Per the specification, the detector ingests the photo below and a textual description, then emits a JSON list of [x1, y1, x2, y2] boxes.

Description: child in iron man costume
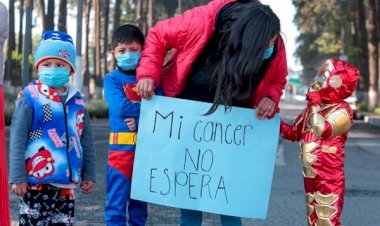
[[280, 58, 360, 226]]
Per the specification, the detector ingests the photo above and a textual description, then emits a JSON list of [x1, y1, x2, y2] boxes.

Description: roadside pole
[[22, 0, 32, 87], [74, 0, 84, 92]]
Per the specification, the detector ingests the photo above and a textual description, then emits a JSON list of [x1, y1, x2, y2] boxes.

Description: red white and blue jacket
[[22, 81, 85, 185]]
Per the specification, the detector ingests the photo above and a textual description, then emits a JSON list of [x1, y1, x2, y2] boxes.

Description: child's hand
[[80, 180, 95, 194], [306, 91, 322, 106], [137, 78, 155, 99], [256, 97, 276, 120], [124, 118, 136, 131], [11, 182, 28, 196]]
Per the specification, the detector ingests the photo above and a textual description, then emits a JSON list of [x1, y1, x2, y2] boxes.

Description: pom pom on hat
[[34, 30, 76, 73]]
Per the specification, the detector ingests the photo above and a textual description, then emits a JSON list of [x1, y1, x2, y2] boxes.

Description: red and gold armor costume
[[281, 58, 360, 226]]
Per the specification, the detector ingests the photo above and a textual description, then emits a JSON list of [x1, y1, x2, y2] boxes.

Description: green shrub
[[356, 103, 367, 111], [374, 107, 380, 115], [5, 105, 14, 126], [86, 99, 109, 119], [4, 93, 17, 126]]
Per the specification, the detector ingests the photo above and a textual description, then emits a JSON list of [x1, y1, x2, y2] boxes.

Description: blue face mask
[[263, 44, 274, 60], [116, 52, 141, 71], [38, 68, 70, 88]]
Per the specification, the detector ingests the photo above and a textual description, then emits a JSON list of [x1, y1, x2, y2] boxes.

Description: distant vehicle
[[294, 94, 306, 101], [292, 89, 360, 119], [293, 85, 307, 101], [345, 93, 359, 119]]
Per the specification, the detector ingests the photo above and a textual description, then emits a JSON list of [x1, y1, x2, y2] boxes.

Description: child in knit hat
[[9, 30, 96, 225]]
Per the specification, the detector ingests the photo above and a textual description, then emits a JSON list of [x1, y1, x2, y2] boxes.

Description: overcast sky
[[261, 0, 301, 71]]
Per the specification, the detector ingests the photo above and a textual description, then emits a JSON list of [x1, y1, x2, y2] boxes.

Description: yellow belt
[[109, 132, 137, 145]]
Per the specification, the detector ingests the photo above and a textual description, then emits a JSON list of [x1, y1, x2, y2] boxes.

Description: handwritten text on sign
[[131, 96, 280, 219]]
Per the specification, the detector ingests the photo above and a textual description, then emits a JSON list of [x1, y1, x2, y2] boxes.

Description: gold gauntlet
[[308, 106, 351, 139], [308, 106, 325, 138]]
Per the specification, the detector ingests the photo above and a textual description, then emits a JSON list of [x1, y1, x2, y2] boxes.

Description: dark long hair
[[206, 3, 280, 115]]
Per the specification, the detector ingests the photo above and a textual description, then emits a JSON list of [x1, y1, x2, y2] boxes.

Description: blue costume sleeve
[[155, 86, 164, 96], [103, 74, 141, 118]]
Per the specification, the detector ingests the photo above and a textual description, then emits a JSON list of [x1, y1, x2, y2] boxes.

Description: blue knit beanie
[[34, 30, 76, 73]]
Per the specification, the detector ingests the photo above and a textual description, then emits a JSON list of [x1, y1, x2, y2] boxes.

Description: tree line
[[293, 0, 380, 110], [4, 0, 208, 98]]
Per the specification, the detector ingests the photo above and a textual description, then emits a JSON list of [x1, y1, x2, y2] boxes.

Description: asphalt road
[[6, 100, 380, 226]]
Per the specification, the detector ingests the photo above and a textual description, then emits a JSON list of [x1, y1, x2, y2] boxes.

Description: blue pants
[[105, 166, 147, 226], [180, 209, 242, 226]]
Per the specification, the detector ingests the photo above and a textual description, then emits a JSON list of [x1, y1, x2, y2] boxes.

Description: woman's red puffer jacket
[[137, 0, 288, 111]]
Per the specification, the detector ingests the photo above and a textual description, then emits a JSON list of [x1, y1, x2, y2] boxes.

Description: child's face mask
[[116, 52, 142, 71], [38, 68, 70, 88]]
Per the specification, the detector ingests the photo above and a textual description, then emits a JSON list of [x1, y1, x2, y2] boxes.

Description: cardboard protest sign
[[131, 96, 280, 219]]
